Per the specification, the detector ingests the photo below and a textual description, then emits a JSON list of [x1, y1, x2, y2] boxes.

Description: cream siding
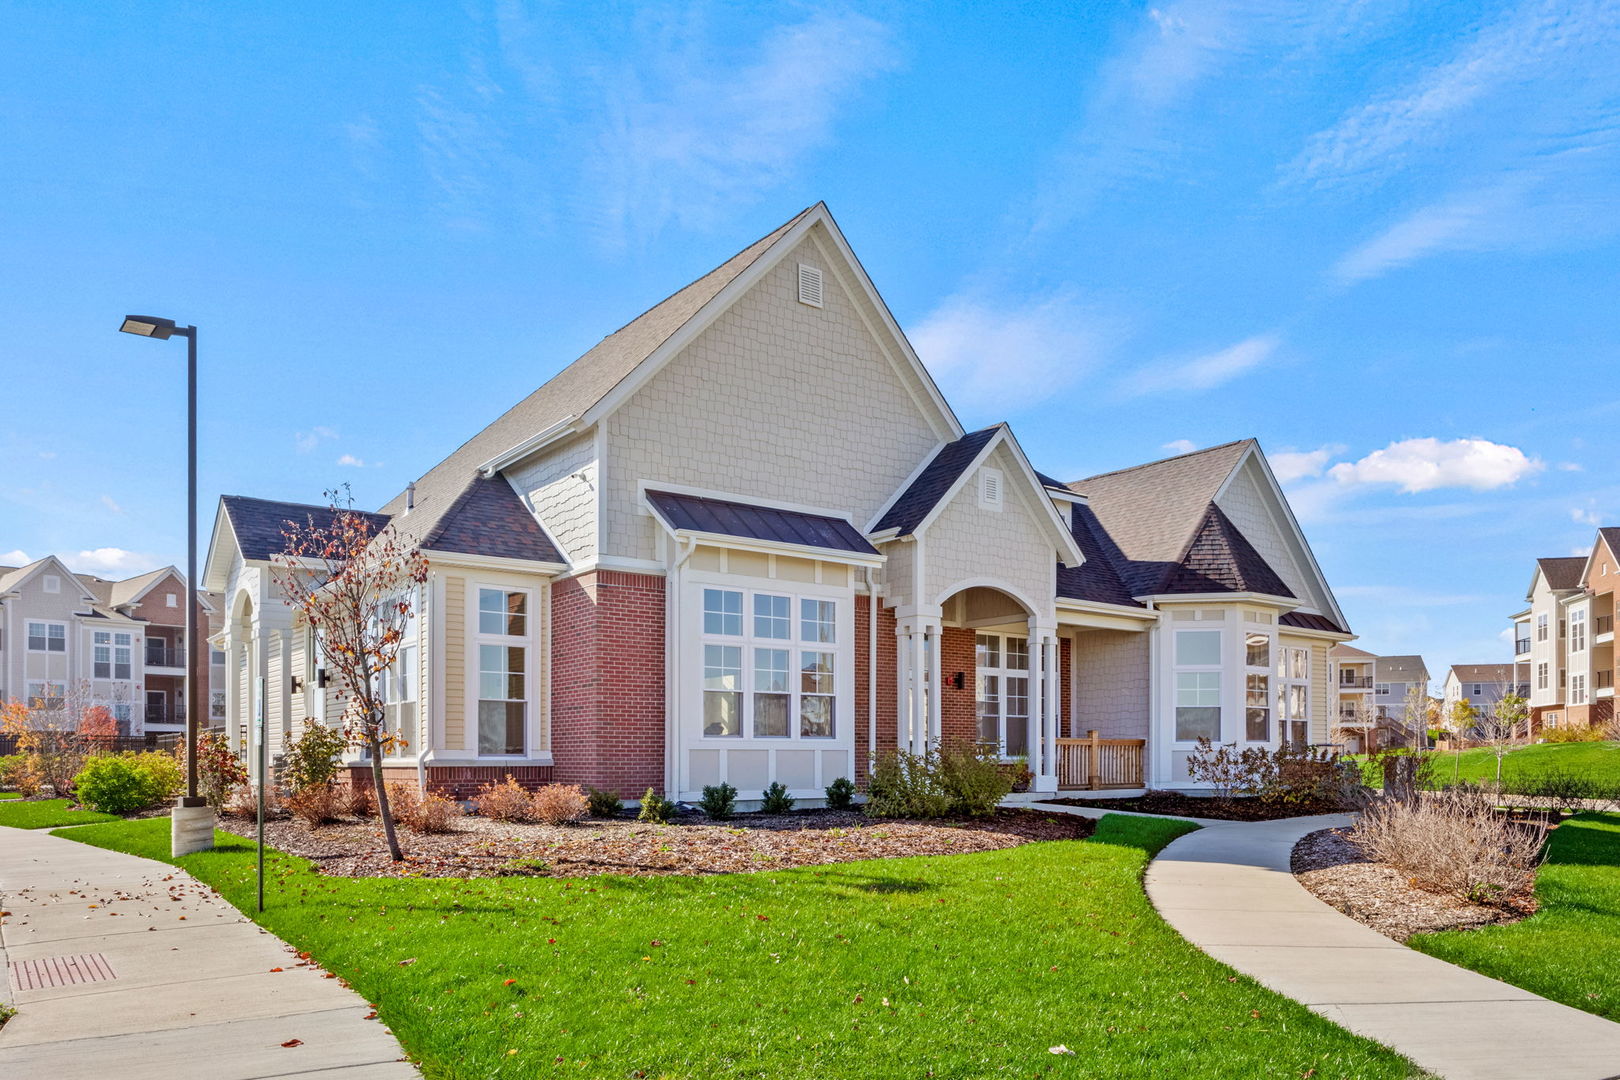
[[443, 575, 466, 750], [1215, 460, 1331, 613], [508, 431, 597, 564], [1071, 629, 1150, 740], [919, 445, 1056, 613], [603, 231, 944, 563]]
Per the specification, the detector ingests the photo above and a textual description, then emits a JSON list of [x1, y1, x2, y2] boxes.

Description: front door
[[975, 633, 1029, 757]]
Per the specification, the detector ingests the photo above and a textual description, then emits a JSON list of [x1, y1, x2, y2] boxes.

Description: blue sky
[[3, 1, 1617, 687]]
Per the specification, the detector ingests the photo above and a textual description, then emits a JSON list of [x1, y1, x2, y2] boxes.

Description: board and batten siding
[[443, 575, 466, 750]]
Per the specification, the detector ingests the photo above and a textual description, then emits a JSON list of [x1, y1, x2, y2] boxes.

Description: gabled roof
[[871, 427, 997, 534], [1329, 643, 1377, 660], [220, 496, 392, 562], [1537, 556, 1587, 592], [420, 476, 565, 564], [647, 490, 878, 556], [1056, 503, 1142, 608], [1375, 655, 1428, 681], [1158, 504, 1294, 598], [0, 554, 95, 600], [1450, 663, 1514, 684], [108, 566, 178, 609]]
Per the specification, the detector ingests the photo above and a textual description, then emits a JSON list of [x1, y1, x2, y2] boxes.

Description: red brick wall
[[853, 596, 897, 783], [1060, 637, 1072, 738], [940, 625, 978, 743], [132, 575, 213, 732], [549, 571, 666, 799], [346, 764, 555, 800]]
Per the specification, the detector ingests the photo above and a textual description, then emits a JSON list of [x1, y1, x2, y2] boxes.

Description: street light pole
[[119, 314, 214, 855]]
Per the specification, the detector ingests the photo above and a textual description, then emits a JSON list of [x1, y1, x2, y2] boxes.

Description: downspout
[[864, 566, 879, 781]]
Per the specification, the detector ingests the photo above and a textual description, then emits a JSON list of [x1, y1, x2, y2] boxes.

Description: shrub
[[385, 781, 420, 827], [387, 781, 462, 833], [0, 753, 25, 790], [196, 732, 248, 809], [1188, 739, 1368, 811], [132, 750, 184, 804], [824, 776, 856, 810], [865, 750, 952, 819], [587, 786, 623, 818], [222, 782, 281, 819], [1543, 723, 1605, 744], [699, 782, 737, 820], [1351, 786, 1545, 906], [936, 741, 1013, 817], [472, 775, 538, 823], [1509, 769, 1619, 812], [283, 724, 348, 792], [345, 783, 375, 818], [533, 783, 589, 825], [637, 787, 677, 824], [760, 781, 795, 814], [73, 753, 176, 814], [287, 782, 345, 827]]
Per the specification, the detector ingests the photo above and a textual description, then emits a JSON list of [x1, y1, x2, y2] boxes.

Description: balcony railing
[[1515, 638, 1532, 655], [144, 705, 186, 726], [145, 646, 186, 668], [1598, 616, 1614, 636], [1338, 675, 1373, 688]]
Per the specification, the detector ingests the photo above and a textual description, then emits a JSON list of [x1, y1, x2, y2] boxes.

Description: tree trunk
[[369, 725, 403, 862]]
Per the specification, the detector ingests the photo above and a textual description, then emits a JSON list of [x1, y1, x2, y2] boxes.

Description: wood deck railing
[[1056, 732, 1146, 790]]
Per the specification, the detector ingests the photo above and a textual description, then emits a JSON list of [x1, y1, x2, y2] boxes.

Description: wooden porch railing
[[1056, 731, 1146, 790]]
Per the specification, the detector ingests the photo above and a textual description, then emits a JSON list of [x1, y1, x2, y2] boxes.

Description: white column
[[911, 624, 927, 754], [926, 621, 944, 751], [1043, 634, 1060, 791], [895, 623, 912, 753], [1029, 620, 1059, 793]]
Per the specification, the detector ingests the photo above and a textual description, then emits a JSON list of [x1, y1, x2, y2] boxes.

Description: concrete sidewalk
[[1146, 814, 1620, 1080], [0, 824, 417, 1079]]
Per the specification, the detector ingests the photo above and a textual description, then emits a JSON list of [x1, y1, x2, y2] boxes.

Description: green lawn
[[1429, 740, 1620, 789], [0, 792, 19, 800], [0, 797, 120, 829], [1410, 813, 1620, 1020], [55, 815, 1417, 1079]]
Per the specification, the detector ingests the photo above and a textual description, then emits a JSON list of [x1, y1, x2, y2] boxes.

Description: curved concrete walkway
[[1145, 814, 1620, 1080], [0, 824, 418, 1079]]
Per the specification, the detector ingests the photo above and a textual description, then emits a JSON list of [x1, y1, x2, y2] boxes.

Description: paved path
[[0, 824, 418, 1079], [1145, 813, 1620, 1080]]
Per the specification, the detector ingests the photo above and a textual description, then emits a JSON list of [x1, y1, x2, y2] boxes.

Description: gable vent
[[797, 262, 824, 308], [978, 467, 1003, 511]]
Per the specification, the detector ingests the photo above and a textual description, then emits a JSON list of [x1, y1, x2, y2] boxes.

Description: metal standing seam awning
[[644, 490, 880, 558]]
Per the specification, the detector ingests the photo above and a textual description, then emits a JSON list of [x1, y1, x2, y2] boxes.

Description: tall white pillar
[[911, 624, 927, 754], [926, 621, 944, 750], [1043, 634, 1060, 790], [895, 623, 913, 753]]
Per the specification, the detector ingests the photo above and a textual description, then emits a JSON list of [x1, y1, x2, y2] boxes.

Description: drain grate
[[9, 953, 117, 990]]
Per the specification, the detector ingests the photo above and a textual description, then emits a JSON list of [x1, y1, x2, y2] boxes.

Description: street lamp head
[[120, 315, 178, 339]]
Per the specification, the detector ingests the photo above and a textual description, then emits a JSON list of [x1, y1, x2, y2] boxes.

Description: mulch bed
[[216, 807, 1095, 880], [1291, 826, 1535, 941], [1042, 790, 1344, 821]]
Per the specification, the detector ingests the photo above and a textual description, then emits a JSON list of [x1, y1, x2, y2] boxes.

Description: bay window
[[700, 586, 838, 741], [1244, 632, 1271, 741], [476, 587, 529, 756], [1174, 629, 1222, 742]]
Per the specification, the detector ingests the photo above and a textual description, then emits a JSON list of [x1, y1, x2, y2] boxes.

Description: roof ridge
[[1067, 438, 1253, 489]]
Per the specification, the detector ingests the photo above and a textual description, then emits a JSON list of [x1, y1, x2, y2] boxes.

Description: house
[[1369, 654, 1431, 744], [0, 556, 224, 734], [1327, 643, 1377, 752], [1552, 531, 1620, 733], [1520, 556, 1585, 730], [204, 203, 1355, 802], [1441, 664, 1518, 726]]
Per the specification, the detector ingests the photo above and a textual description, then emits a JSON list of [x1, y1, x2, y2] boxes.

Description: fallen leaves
[[281, 1039, 303, 1048]]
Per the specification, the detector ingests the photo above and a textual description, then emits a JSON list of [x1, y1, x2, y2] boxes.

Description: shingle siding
[[507, 431, 598, 564]]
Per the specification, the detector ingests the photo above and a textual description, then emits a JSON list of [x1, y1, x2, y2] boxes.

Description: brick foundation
[[345, 764, 557, 800]]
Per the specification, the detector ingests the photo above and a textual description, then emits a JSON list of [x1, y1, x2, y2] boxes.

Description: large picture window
[[476, 587, 529, 756], [975, 633, 1029, 756], [700, 587, 838, 740], [1175, 629, 1222, 742]]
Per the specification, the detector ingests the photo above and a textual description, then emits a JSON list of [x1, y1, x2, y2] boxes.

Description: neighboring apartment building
[[1372, 654, 1431, 734], [1442, 664, 1519, 725], [1327, 643, 1376, 751], [0, 556, 224, 734], [1518, 556, 1585, 730], [1566, 531, 1620, 732], [206, 203, 1355, 801]]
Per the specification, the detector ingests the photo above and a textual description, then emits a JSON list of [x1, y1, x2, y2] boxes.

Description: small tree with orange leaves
[[272, 489, 427, 861]]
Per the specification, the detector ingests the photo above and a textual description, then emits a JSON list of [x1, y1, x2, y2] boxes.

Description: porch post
[[912, 623, 928, 754], [1044, 633, 1060, 789], [895, 622, 913, 753], [926, 620, 943, 751], [1028, 619, 1058, 793]]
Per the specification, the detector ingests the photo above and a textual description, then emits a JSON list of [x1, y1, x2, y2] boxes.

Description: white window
[[27, 621, 66, 652], [383, 643, 418, 757], [43, 574, 59, 593], [1538, 662, 1549, 690], [113, 703, 132, 729], [95, 631, 133, 680], [1571, 674, 1588, 706], [94, 631, 111, 678], [1244, 633, 1272, 742], [1538, 614, 1549, 642], [27, 681, 65, 710], [1174, 629, 1222, 742], [166, 593, 178, 608], [1470, 683, 1483, 696], [701, 587, 839, 741], [210, 691, 225, 719], [1277, 646, 1311, 747], [1570, 610, 1587, 653], [975, 634, 1029, 756], [1375, 683, 1390, 696], [978, 467, 1004, 510], [476, 587, 529, 756], [211, 649, 226, 665]]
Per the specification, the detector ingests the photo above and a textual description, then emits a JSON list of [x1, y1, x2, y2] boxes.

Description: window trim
[[975, 631, 1031, 758], [472, 583, 535, 759], [26, 620, 67, 653], [1173, 628, 1224, 745]]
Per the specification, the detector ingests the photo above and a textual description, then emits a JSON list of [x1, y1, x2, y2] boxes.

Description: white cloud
[[1558, 462, 1584, 472], [1, 549, 30, 565], [1331, 184, 1519, 285], [582, 11, 899, 246], [100, 494, 124, 514], [1328, 437, 1544, 493], [1161, 438, 1198, 455], [296, 426, 338, 454], [69, 548, 158, 577], [1118, 333, 1280, 398], [1269, 444, 1345, 484], [910, 289, 1117, 415], [1572, 505, 1603, 526], [336, 454, 367, 468]]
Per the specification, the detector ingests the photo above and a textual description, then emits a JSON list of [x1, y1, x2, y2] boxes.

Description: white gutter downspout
[[864, 566, 879, 780]]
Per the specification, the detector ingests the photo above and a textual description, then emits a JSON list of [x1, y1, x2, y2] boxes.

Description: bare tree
[[1479, 692, 1528, 787], [272, 490, 427, 862]]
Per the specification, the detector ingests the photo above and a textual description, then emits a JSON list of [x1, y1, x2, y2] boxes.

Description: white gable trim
[[1578, 531, 1614, 590], [1213, 444, 1350, 633], [0, 555, 96, 603], [202, 503, 242, 592], [900, 427, 1084, 567], [477, 415, 582, 479], [580, 203, 963, 443]]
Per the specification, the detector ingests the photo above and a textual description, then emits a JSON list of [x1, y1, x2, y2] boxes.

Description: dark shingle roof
[[1056, 503, 1142, 608], [421, 477, 564, 563], [1538, 555, 1588, 591], [872, 426, 999, 534], [1159, 505, 1295, 598], [1281, 612, 1344, 633], [221, 496, 392, 562], [647, 491, 878, 555]]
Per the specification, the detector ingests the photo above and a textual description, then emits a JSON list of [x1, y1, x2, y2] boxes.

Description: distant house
[[1442, 664, 1518, 727], [205, 203, 1356, 801], [0, 556, 223, 734]]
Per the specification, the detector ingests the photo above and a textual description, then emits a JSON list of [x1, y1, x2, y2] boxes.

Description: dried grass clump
[[1350, 786, 1544, 906], [472, 775, 539, 823], [287, 782, 345, 827], [532, 783, 589, 825]]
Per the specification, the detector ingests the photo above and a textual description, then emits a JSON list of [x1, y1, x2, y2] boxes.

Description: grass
[[55, 815, 1417, 1079], [0, 791, 19, 800], [1410, 813, 1620, 1020], [1426, 740, 1620, 789], [0, 797, 120, 829]]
